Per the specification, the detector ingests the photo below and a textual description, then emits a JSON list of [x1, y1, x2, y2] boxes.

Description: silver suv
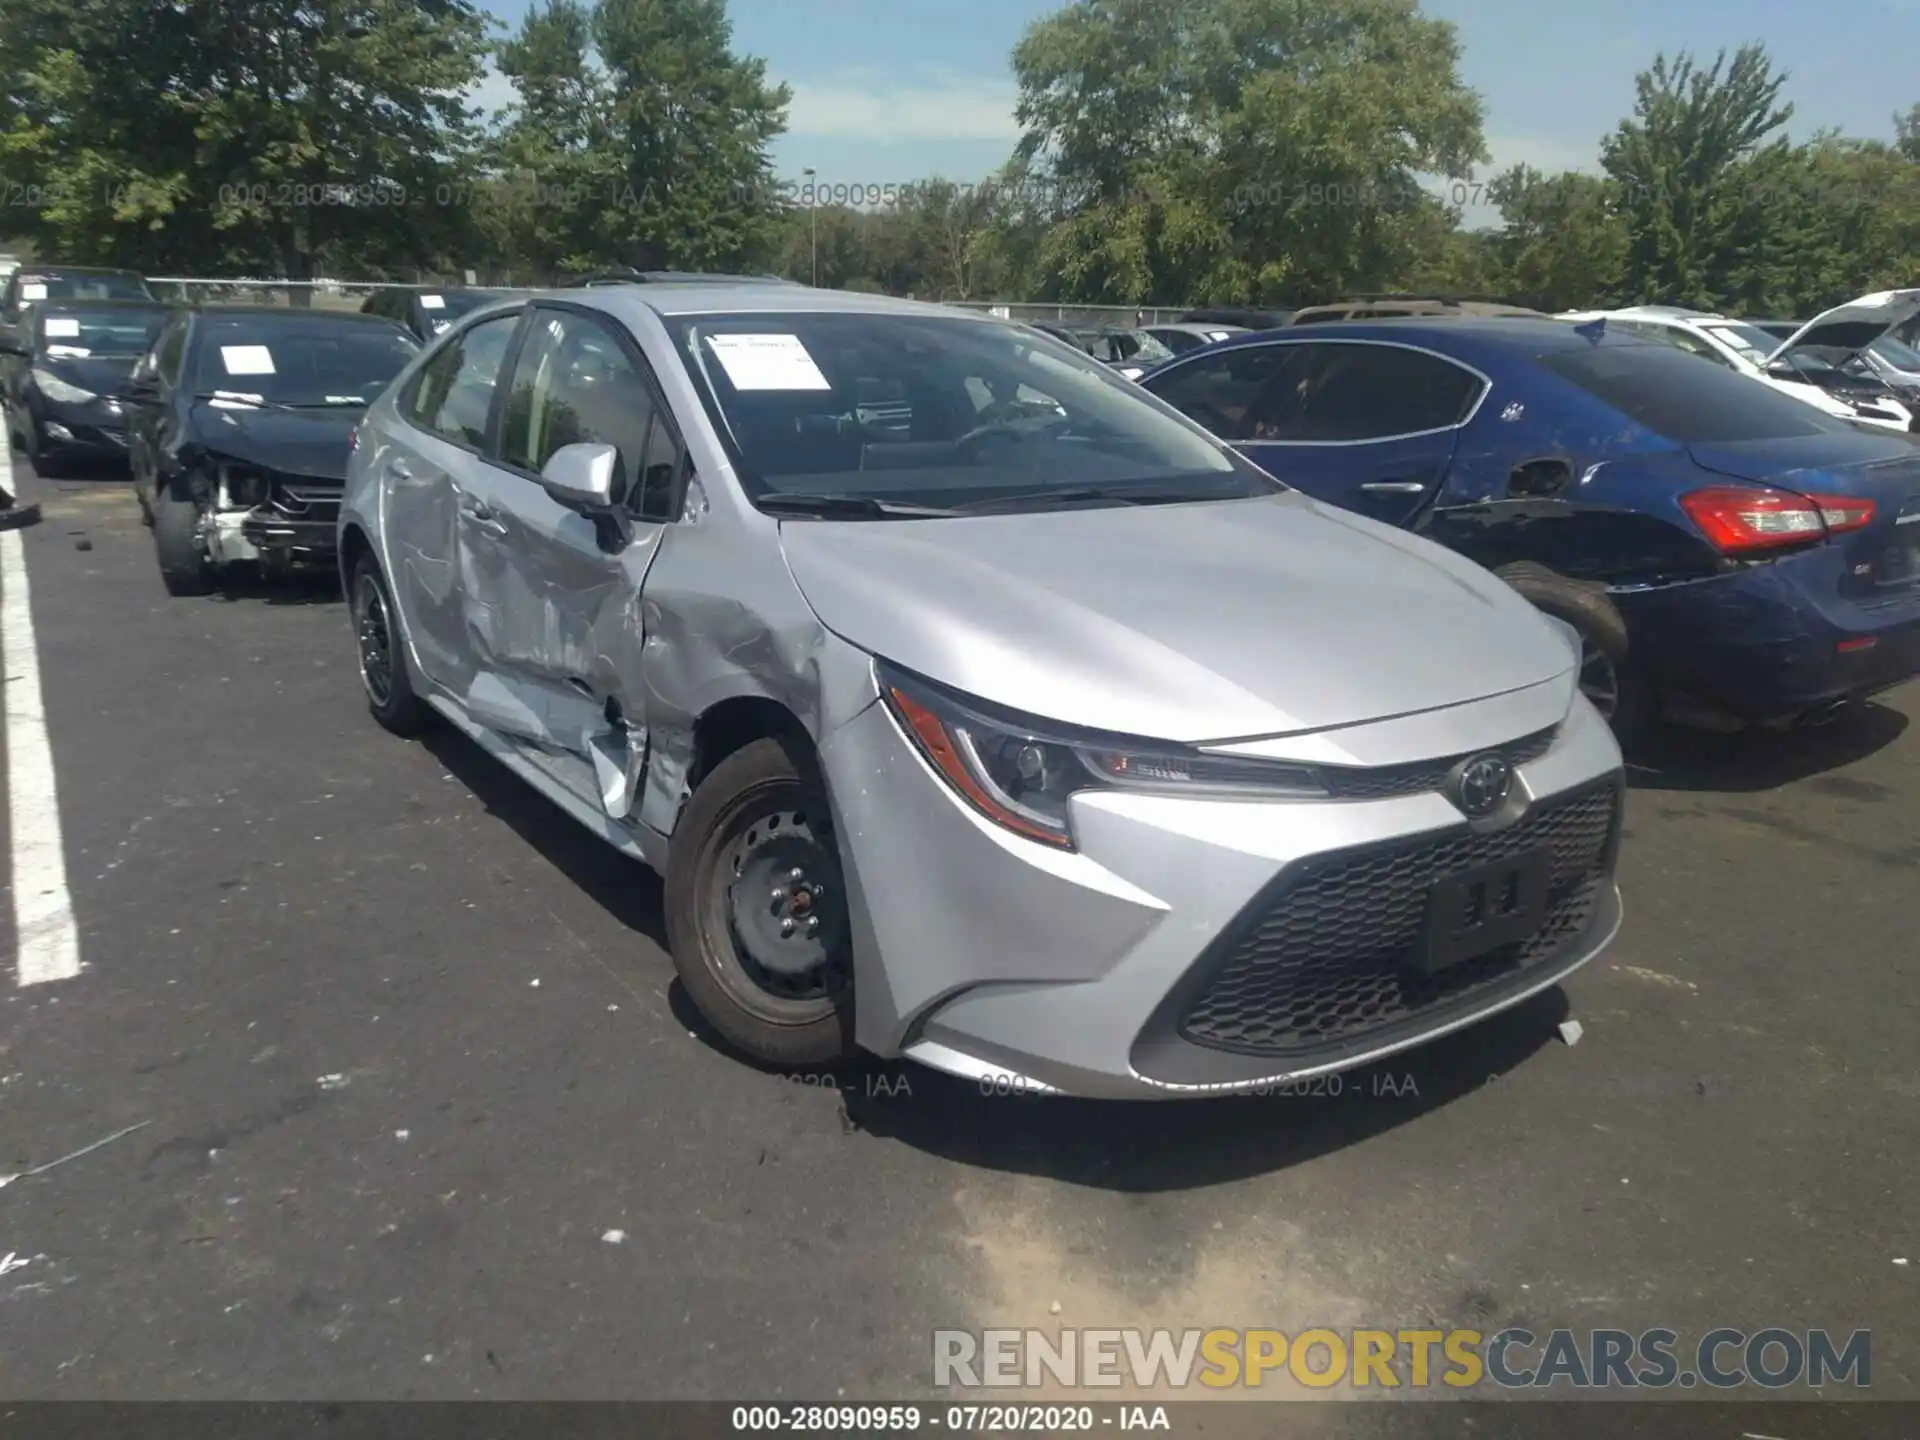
[[338, 284, 1626, 1099]]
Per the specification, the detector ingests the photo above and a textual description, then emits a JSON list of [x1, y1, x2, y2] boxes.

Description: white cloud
[[782, 68, 1021, 144]]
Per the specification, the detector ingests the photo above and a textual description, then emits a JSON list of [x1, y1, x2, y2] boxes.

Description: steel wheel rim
[[713, 803, 850, 1019], [355, 573, 394, 707], [1579, 639, 1619, 718]]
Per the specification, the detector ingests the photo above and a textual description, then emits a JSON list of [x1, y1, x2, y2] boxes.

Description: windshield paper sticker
[[43, 318, 81, 337], [706, 333, 831, 391], [20, 282, 47, 300], [220, 345, 276, 376], [420, 294, 445, 309]]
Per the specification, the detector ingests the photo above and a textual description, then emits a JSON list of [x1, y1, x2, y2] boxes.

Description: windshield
[[192, 316, 420, 407], [1699, 321, 1780, 360], [34, 306, 170, 358], [10, 271, 152, 314], [1543, 342, 1849, 442], [420, 289, 508, 333], [1873, 335, 1920, 371], [668, 310, 1273, 511]]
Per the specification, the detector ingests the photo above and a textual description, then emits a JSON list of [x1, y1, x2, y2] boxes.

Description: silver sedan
[[338, 283, 1625, 1098]]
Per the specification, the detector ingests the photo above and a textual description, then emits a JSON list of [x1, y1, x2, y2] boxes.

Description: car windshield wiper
[[756, 492, 961, 519], [192, 390, 297, 411], [954, 478, 1269, 514]]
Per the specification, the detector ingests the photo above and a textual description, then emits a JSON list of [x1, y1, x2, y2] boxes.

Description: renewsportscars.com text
[[933, 1327, 1872, 1390]]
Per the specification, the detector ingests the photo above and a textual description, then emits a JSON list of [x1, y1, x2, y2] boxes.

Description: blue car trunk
[[1686, 437, 1920, 601]]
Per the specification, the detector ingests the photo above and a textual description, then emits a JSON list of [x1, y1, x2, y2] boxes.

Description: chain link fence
[[141, 278, 1202, 326]]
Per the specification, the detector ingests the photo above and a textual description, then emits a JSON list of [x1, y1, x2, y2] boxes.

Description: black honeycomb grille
[[1178, 781, 1619, 1058], [1316, 727, 1557, 802]]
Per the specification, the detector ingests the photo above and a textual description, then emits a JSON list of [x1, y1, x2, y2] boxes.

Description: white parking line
[[0, 452, 80, 985]]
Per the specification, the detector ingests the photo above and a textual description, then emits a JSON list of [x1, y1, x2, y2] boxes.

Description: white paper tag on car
[[20, 282, 47, 300], [43, 317, 81, 337], [419, 294, 445, 310], [46, 344, 90, 358], [221, 345, 276, 375], [706, 333, 831, 391]]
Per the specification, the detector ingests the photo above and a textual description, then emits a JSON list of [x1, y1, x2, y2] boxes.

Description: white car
[[1560, 290, 1920, 432]]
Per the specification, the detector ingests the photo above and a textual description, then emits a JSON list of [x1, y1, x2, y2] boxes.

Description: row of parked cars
[[2, 261, 1916, 1100]]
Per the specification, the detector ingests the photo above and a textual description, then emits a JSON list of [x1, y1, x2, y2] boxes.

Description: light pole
[[802, 166, 818, 287]]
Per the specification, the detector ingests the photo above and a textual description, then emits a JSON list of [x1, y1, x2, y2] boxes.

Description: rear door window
[[401, 313, 521, 449]]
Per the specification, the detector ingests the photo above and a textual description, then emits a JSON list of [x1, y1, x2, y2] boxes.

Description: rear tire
[[665, 735, 856, 1069], [1495, 561, 1651, 748], [350, 555, 434, 736], [152, 485, 217, 596]]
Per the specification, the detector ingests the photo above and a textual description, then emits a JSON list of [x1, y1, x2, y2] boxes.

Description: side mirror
[[540, 441, 622, 511]]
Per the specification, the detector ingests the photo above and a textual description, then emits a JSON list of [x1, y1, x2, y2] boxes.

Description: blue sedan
[[1137, 318, 1920, 742]]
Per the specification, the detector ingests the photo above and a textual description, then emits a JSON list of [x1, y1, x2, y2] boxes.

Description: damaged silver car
[[338, 285, 1626, 1099]]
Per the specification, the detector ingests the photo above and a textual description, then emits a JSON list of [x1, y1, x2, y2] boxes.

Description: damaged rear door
[[381, 309, 526, 692], [455, 303, 676, 819]]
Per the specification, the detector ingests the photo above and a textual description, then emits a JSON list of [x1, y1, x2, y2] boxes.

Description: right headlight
[[877, 660, 1327, 850]]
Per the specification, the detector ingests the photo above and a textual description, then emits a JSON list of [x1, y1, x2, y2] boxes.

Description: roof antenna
[[1573, 316, 1607, 342]]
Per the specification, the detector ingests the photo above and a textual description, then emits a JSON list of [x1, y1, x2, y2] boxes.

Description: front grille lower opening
[[1176, 783, 1617, 1059]]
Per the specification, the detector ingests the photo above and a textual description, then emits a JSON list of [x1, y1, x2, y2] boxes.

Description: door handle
[[386, 457, 413, 481], [1359, 480, 1427, 493], [459, 494, 508, 536]]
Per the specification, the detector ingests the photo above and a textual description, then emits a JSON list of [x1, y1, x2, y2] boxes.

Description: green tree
[[1006, 0, 1487, 305], [591, 0, 789, 270], [0, 0, 492, 280], [1482, 166, 1627, 310], [1601, 43, 1792, 308]]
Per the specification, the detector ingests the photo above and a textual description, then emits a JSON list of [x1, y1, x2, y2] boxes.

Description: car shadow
[[212, 565, 344, 608], [671, 977, 1568, 1193], [1625, 701, 1909, 794], [420, 724, 670, 950]]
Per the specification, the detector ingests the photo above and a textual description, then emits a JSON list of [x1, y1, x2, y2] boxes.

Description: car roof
[[14, 264, 146, 278], [546, 283, 1001, 324], [24, 296, 168, 309], [1190, 315, 1648, 365], [188, 303, 410, 323]]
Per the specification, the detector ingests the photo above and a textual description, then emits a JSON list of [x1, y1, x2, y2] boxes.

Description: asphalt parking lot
[[0, 457, 1913, 1409]]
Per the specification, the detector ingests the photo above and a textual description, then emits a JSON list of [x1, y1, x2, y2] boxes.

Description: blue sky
[[474, 0, 1920, 224]]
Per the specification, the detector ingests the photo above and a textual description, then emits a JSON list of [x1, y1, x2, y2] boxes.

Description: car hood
[[1766, 289, 1920, 366], [191, 403, 363, 480], [780, 493, 1575, 744], [35, 354, 141, 393]]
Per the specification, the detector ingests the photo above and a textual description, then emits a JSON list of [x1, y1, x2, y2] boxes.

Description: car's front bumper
[[820, 683, 1624, 1100], [31, 394, 128, 454]]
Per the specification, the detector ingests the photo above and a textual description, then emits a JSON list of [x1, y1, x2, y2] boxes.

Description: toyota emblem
[[1450, 753, 1513, 818]]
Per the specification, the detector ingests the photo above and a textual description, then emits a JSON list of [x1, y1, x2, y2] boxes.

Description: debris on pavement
[[316, 1074, 349, 1090], [602, 1229, 626, 1245], [1558, 1019, 1584, 1046], [394, 1130, 410, 1142], [19, 1120, 152, 1180], [0, 1253, 32, 1277], [529, 978, 541, 988]]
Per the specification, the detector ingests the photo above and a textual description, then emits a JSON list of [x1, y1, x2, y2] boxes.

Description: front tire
[[665, 736, 856, 1068], [152, 485, 217, 596], [350, 555, 433, 736], [1496, 561, 1650, 747]]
